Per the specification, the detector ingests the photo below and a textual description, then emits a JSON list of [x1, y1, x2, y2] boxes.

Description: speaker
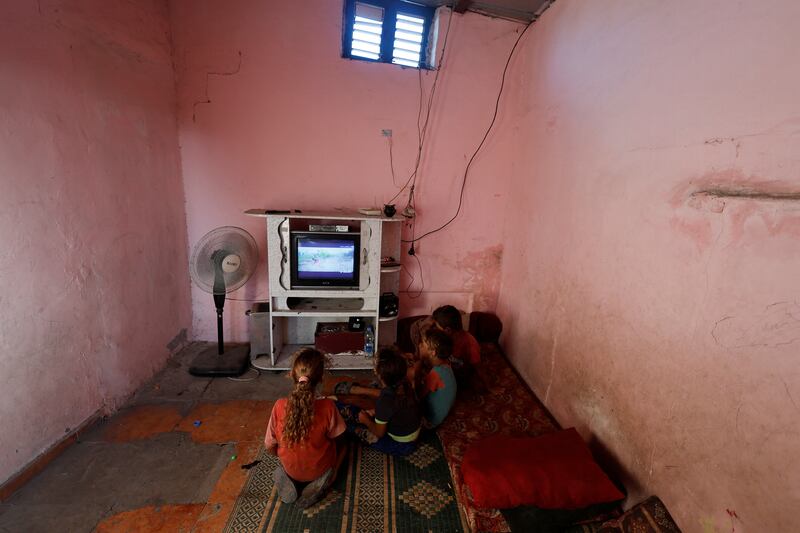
[[379, 292, 399, 317]]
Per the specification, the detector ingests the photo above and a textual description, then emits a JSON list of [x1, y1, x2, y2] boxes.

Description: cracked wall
[[168, 0, 521, 339], [0, 0, 191, 485], [496, 1, 800, 532]]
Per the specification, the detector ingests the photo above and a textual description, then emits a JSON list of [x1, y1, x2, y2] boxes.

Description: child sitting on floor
[[432, 305, 480, 368], [264, 348, 347, 508], [415, 328, 457, 428], [410, 306, 482, 390], [337, 347, 421, 456], [431, 305, 484, 391]]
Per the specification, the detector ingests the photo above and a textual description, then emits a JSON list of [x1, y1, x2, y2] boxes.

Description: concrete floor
[[0, 342, 372, 533]]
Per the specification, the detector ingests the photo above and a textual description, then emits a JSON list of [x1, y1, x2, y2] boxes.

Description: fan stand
[[189, 253, 251, 377]]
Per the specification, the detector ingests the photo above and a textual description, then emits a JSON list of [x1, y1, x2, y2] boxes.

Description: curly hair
[[282, 348, 325, 446]]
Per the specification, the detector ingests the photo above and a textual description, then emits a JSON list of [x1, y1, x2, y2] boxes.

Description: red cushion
[[462, 428, 624, 510]]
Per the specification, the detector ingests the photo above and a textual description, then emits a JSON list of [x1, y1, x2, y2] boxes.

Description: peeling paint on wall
[[497, 1, 800, 531], [669, 169, 800, 251], [170, 1, 521, 338], [0, 0, 190, 485], [455, 244, 504, 311]]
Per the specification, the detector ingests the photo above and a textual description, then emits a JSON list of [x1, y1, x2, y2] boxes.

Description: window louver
[[352, 3, 384, 61], [392, 13, 425, 68], [344, 0, 433, 69]]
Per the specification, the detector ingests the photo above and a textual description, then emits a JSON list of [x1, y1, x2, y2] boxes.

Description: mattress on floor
[[436, 343, 561, 532]]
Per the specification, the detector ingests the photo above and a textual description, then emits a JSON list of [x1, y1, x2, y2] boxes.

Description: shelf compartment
[[271, 310, 376, 317], [252, 344, 376, 371], [380, 265, 401, 273], [285, 297, 366, 311]]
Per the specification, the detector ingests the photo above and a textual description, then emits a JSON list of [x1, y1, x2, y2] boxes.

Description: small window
[[343, 0, 435, 69]]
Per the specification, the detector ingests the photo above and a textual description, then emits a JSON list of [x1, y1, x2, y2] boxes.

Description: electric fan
[[188, 226, 258, 377]]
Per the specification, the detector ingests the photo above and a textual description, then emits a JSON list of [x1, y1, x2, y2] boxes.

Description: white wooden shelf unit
[[245, 210, 402, 370]]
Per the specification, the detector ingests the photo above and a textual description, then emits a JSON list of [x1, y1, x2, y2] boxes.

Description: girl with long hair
[[264, 348, 347, 508]]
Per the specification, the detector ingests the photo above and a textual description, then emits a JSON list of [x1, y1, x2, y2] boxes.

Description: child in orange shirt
[[264, 348, 347, 508]]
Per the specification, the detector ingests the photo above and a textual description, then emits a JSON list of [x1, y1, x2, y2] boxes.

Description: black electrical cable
[[402, 19, 535, 244], [388, 135, 399, 186], [387, 6, 455, 205], [408, 252, 424, 298], [402, 237, 424, 299], [401, 215, 425, 298]]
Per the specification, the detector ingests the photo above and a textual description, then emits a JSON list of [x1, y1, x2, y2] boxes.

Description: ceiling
[[416, 0, 554, 23]]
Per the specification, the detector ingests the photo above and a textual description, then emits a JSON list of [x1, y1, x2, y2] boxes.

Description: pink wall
[[0, 0, 190, 484], [169, 0, 524, 341], [497, 1, 800, 531]]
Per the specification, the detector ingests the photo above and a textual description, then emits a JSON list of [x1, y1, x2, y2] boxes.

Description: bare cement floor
[[0, 343, 373, 533]]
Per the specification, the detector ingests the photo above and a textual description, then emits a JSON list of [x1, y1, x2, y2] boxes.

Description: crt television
[[290, 231, 361, 289]]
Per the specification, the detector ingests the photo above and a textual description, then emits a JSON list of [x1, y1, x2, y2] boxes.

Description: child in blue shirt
[[416, 328, 457, 428]]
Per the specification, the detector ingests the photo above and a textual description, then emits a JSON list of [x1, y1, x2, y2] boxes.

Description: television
[[290, 231, 361, 289]]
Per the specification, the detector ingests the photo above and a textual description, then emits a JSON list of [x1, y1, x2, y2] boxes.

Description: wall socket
[[381, 129, 392, 137]]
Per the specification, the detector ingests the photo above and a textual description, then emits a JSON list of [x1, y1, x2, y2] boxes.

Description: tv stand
[[245, 210, 402, 370]]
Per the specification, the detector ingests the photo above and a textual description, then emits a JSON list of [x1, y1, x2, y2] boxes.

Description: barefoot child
[[338, 348, 421, 455], [264, 348, 347, 508]]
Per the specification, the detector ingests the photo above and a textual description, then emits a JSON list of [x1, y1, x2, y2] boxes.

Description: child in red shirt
[[264, 348, 347, 508], [432, 305, 480, 367], [411, 305, 482, 390]]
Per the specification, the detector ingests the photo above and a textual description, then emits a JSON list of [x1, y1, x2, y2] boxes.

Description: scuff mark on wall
[[543, 327, 558, 404], [711, 301, 800, 349], [670, 169, 799, 207], [726, 508, 741, 532], [455, 244, 503, 311], [700, 516, 719, 533], [166, 328, 188, 354], [694, 188, 800, 202]]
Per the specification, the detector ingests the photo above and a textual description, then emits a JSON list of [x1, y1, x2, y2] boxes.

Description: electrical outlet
[[381, 129, 392, 137]]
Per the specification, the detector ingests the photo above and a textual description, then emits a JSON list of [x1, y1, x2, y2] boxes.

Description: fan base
[[189, 343, 250, 377]]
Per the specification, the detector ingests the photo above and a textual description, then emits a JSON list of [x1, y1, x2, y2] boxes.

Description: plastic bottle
[[364, 325, 375, 358]]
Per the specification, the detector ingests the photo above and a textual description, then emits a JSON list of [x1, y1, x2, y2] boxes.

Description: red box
[[314, 322, 365, 354]]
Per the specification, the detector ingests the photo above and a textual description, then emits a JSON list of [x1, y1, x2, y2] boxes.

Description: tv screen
[[290, 232, 360, 288]]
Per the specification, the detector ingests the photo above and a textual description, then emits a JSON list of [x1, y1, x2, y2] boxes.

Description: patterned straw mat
[[223, 431, 467, 533]]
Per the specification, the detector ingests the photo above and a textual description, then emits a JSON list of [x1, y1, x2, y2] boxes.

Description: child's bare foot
[[296, 468, 334, 508], [333, 381, 354, 395], [273, 465, 298, 504]]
